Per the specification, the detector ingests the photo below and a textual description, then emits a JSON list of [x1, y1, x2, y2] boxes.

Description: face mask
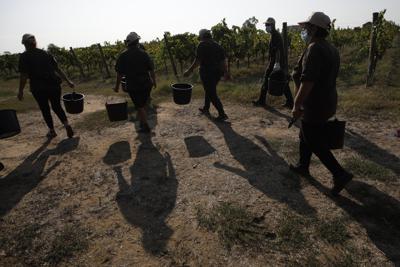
[[265, 26, 272, 33], [301, 29, 311, 43]]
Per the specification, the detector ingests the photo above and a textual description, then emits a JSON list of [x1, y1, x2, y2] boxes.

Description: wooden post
[[366, 12, 379, 87], [282, 22, 289, 75], [97, 43, 111, 78], [69, 47, 86, 78], [163, 33, 178, 78]]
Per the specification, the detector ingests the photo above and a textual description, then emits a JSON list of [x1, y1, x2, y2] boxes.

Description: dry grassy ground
[[0, 95, 399, 266]]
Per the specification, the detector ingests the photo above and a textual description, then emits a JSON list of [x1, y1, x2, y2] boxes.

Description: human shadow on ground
[[0, 137, 80, 217], [109, 132, 178, 255], [103, 141, 132, 165], [305, 176, 400, 265], [265, 107, 400, 177], [184, 135, 216, 158], [211, 120, 315, 215]]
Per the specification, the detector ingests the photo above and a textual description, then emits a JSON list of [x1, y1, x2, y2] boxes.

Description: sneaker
[[289, 164, 310, 177], [65, 125, 74, 138], [46, 130, 57, 139], [215, 114, 229, 122], [199, 108, 210, 116], [252, 100, 266, 107], [331, 172, 354, 196]]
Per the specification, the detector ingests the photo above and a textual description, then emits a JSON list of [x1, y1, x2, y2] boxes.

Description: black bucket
[[171, 83, 193, 105], [0, 109, 21, 139], [106, 101, 128, 122], [268, 79, 286, 96], [62, 92, 85, 114]]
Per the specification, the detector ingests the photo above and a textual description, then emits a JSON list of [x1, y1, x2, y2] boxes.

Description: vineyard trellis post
[[366, 12, 379, 87], [282, 22, 289, 75], [97, 43, 111, 78], [69, 47, 86, 79], [163, 33, 178, 78]]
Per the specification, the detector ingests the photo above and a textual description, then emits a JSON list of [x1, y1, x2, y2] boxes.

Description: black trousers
[[201, 74, 225, 116], [299, 120, 346, 178], [31, 87, 67, 129], [258, 71, 294, 105]]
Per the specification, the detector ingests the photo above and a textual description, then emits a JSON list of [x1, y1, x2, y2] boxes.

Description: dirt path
[[1, 96, 399, 266]]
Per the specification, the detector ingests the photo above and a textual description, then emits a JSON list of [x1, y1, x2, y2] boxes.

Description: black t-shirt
[[293, 39, 340, 123], [18, 48, 61, 91], [115, 46, 154, 90], [196, 40, 225, 76]]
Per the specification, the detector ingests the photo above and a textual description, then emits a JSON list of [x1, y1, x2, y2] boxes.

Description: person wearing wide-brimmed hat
[[114, 32, 156, 133], [289, 12, 353, 196], [18, 34, 75, 139], [252, 17, 294, 108]]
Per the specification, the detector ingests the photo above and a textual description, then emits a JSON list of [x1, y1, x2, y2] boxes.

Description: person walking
[[114, 32, 157, 133], [18, 34, 74, 139], [252, 17, 294, 108], [184, 29, 230, 121], [290, 12, 353, 196]]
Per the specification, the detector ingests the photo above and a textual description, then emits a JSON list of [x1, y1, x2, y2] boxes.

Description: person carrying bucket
[[184, 29, 230, 121], [17, 34, 75, 139], [290, 12, 353, 196], [114, 32, 156, 133], [252, 17, 294, 108]]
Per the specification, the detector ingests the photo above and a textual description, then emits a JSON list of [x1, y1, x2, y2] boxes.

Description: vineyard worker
[[252, 17, 294, 108], [18, 34, 74, 139], [184, 29, 230, 121], [114, 32, 156, 133], [290, 12, 353, 196]]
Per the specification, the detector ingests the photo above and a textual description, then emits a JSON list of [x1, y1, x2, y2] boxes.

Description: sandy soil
[[0, 95, 399, 266]]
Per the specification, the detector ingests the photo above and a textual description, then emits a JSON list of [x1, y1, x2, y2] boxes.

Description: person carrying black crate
[[252, 17, 294, 109], [290, 12, 353, 196], [114, 32, 157, 133], [17, 34, 75, 139]]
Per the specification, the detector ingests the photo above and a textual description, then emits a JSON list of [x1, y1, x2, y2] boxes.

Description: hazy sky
[[1, 0, 399, 53]]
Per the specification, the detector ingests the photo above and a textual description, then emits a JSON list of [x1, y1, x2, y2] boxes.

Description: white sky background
[[1, 0, 399, 53]]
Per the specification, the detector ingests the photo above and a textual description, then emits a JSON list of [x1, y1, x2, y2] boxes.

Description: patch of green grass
[[277, 212, 310, 249], [0, 94, 38, 113], [338, 86, 400, 121], [317, 218, 349, 245], [343, 155, 396, 181], [196, 202, 275, 249], [46, 224, 88, 264]]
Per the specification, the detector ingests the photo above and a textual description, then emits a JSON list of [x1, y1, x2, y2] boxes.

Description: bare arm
[[17, 73, 28, 100], [183, 58, 200, 77], [114, 73, 122, 92], [55, 67, 74, 88], [292, 81, 314, 119], [149, 69, 157, 88]]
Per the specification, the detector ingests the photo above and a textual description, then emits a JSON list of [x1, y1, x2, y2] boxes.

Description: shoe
[[65, 125, 74, 138], [46, 130, 57, 139], [282, 102, 294, 109], [252, 100, 266, 107], [215, 114, 229, 122], [289, 164, 310, 176], [0, 162, 4, 171], [331, 172, 353, 196], [199, 108, 210, 116]]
